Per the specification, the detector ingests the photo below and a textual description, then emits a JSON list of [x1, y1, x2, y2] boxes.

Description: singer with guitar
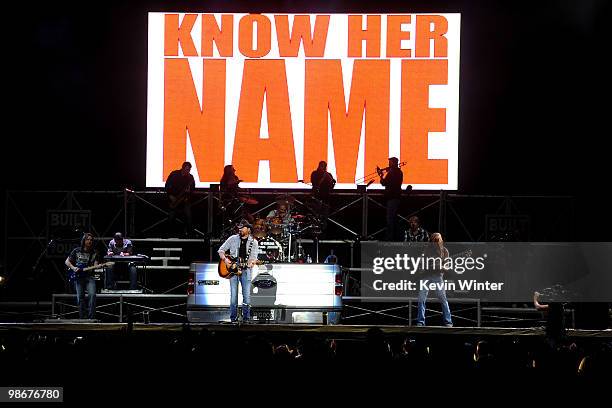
[[165, 161, 196, 237], [379, 157, 404, 241], [65, 233, 101, 319], [217, 220, 259, 323]]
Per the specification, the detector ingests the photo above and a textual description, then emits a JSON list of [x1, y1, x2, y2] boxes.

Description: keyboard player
[[105, 232, 138, 290]]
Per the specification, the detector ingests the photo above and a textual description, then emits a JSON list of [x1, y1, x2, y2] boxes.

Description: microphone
[[365, 180, 375, 188]]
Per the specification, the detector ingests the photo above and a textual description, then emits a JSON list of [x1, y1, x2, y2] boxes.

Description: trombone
[[355, 161, 407, 186]]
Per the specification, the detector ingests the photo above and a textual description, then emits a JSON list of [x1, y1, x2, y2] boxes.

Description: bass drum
[[252, 217, 268, 239], [268, 216, 285, 236], [256, 236, 284, 263]]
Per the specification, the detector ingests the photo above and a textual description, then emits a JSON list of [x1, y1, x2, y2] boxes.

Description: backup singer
[[165, 161, 196, 237]]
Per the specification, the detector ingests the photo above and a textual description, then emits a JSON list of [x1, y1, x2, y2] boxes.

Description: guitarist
[[415, 233, 453, 327], [65, 233, 100, 319], [218, 220, 259, 323], [165, 161, 196, 237], [219, 164, 241, 199], [310, 160, 336, 204]]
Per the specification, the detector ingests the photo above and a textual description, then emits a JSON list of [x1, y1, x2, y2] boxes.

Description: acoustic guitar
[[218, 255, 262, 279]]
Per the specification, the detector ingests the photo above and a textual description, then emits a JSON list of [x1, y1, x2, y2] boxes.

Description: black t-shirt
[[382, 168, 403, 200], [220, 174, 240, 191], [68, 247, 98, 268], [220, 174, 240, 201], [239, 237, 248, 260], [165, 170, 196, 197], [311, 170, 335, 194]]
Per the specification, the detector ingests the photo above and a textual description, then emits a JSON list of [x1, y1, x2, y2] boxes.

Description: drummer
[[266, 201, 292, 224]]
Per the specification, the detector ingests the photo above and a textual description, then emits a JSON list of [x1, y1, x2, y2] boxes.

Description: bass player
[[65, 233, 101, 319]]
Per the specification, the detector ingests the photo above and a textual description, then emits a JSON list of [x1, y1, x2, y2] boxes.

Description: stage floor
[[1, 322, 611, 338]]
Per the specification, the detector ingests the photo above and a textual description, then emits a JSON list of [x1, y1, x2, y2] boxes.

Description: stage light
[[0, 275, 5, 286]]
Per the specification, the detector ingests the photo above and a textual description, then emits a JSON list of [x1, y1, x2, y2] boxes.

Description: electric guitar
[[314, 172, 336, 194], [168, 188, 191, 209], [218, 255, 262, 279], [444, 249, 473, 274], [67, 262, 113, 283], [417, 249, 473, 275]]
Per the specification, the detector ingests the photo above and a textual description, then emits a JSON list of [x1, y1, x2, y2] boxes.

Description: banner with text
[[147, 13, 460, 189]]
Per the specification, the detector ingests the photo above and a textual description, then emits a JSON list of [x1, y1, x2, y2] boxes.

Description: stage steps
[[128, 240, 203, 294]]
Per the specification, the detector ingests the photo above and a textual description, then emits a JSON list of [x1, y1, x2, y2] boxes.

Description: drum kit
[[251, 194, 324, 263], [219, 191, 325, 263]]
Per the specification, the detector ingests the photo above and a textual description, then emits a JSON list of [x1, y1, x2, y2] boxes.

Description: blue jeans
[[416, 274, 452, 326], [229, 268, 251, 321], [105, 264, 138, 290], [74, 276, 97, 319]]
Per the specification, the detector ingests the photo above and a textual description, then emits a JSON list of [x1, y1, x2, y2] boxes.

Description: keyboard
[[100, 289, 144, 294], [104, 254, 150, 263]]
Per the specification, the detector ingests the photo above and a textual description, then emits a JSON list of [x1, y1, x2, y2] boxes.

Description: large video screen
[[147, 13, 460, 189]]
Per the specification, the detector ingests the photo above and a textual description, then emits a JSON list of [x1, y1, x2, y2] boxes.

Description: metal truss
[[3, 189, 574, 296], [341, 296, 482, 326]]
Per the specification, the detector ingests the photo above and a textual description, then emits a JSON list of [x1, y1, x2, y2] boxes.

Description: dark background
[[0, 0, 609, 236]]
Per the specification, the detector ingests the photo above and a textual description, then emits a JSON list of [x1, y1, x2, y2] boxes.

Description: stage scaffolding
[[3, 189, 574, 300]]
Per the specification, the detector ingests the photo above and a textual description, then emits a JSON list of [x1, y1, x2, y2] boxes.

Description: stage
[[1, 2, 611, 392], [2, 322, 611, 338]]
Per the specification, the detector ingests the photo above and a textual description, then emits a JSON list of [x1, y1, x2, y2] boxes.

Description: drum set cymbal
[[238, 195, 259, 205]]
